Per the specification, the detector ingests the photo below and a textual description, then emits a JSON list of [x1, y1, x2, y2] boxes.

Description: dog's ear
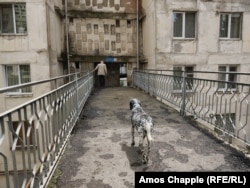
[[138, 101, 141, 106], [130, 98, 141, 109], [129, 100, 134, 110]]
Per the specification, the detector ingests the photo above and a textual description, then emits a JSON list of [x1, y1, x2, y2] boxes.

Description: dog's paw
[[142, 158, 148, 164], [142, 155, 148, 164]]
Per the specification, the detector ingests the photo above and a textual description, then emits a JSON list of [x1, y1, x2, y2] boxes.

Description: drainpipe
[[154, 0, 157, 69], [136, 0, 139, 70], [65, 0, 70, 77]]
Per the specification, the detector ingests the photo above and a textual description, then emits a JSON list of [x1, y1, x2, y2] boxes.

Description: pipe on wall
[[65, 0, 70, 76], [136, 0, 139, 70]]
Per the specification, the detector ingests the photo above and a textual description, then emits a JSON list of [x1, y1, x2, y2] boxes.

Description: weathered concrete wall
[[68, 18, 137, 56], [46, 0, 65, 80], [142, 0, 250, 72], [0, 0, 64, 112], [66, 0, 139, 59], [67, 0, 137, 13], [141, 0, 250, 152], [141, 0, 156, 69], [66, 0, 139, 82]]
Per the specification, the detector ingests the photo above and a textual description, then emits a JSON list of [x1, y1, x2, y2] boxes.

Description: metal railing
[[133, 69, 250, 148], [0, 71, 94, 188], [1, 68, 250, 187]]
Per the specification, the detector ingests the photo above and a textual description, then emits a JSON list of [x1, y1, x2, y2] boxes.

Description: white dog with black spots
[[129, 98, 154, 164]]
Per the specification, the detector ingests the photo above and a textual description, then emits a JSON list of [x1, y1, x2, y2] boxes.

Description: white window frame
[[0, 3, 27, 34], [219, 13, 242, 39], [218, 65, 238, 91], [5, 64, 31, 94], [173, 11, 196, 39]]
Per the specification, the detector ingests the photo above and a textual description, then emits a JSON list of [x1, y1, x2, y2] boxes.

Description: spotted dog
[[129, 98, 154, 164]]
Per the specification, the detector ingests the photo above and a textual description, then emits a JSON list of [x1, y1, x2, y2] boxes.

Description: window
[[12, 121, 35, 147], [94, 24, 98, 34], [215, 113, 235, 134], [105, 40, 109, 50], [219, 13, 242, 39], [173, 12, 196, 38], [173, 66, 194, 91], [104, 24, 109, 34], [87, 23, 92, 34], [218, 65, 237, 90], [116, 20, 120, 27], [111, 41, 116, 51], [127, 20, 131, 28], [116, 33, 120, 43], [0, 3, 27, 34], [5, 65, 31, 93], [111, 25, 115, 35]]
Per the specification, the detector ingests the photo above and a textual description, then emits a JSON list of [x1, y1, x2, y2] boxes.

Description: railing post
[[147, 71, 150, 94], [181, 71, 186, 116], [75, 73, 79, 119], [87, 71, 90, 93]]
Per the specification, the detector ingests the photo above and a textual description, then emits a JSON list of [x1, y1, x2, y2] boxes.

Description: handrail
[[0, 71, 94, 188], [133, 69, 250, 148], [0, 71, 95, 94]]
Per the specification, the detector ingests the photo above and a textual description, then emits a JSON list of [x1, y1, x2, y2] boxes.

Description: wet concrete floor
[[49, 87, 250, 188]]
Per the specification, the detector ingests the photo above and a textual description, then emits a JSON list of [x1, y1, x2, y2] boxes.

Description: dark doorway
[[106, 63, 120, 87], [94, 62, 120, 87]]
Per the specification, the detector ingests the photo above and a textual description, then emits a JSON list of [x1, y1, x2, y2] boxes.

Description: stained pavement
[[48, 87, 250, 188]]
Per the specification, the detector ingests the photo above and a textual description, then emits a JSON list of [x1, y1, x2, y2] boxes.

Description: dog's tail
[[145, 122, 153, 142]]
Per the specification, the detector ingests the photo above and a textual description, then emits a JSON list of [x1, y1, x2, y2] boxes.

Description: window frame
[[94, 24, 98, 34], [218, 65, 238, 91], [219, 12, 242, 39], [104, 24, 109, 34], [0, 3, 27, 35], [127, 20, 131, 28], [173, 11, 196, 39], [116, 19, 120, 27], [5, 64, 32, 94]]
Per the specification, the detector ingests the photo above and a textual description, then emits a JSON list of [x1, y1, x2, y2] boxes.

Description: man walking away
[[94, 60, 108, 87]]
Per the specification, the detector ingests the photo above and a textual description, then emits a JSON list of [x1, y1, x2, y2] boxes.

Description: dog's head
[[129, 98, 141, 110]]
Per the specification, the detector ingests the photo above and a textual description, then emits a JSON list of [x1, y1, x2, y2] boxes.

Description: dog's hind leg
[[143, 137, 151, 164], [131, 126, 135, 146], [138, 132, 145, 155], [142, 133, 151, 164]]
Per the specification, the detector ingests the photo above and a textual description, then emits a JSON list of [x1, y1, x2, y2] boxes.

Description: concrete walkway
[[49, 87, 250, 188]]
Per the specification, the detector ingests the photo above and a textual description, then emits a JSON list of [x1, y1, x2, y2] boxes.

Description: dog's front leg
[[131, 126, 135, 146]]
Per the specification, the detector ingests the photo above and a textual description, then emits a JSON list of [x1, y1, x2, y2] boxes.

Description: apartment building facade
[[141, 0, 250, 75], [0, 1, 140, 187], [141, 0, 250, 150], [1, 0, 250, 115], [0, 0, 250, 187], [0, 0, 65, 113], [0, 0, 141, 113], [65, 0, 141, 87]]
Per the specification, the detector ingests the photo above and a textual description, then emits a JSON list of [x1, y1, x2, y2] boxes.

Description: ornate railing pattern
[[0, 72, 94, 188], [133, 69, 250, 148], [1, 68, 250, 188]]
